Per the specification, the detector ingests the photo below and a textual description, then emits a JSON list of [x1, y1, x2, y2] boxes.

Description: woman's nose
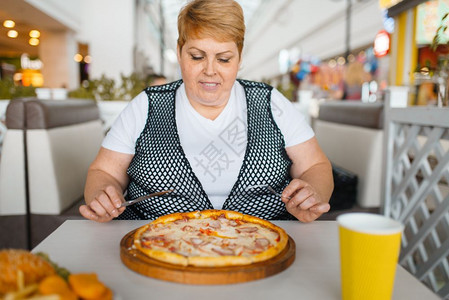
[[203, 59, 216, 76]]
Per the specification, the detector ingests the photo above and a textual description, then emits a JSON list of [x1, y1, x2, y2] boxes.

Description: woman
[[337, 61, 370, 100], [80, 0, 333, 223]]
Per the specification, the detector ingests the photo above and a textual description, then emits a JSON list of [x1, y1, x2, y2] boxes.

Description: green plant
[[67, 85, 95, 99], [12, 84, 37, 98], [92, 74, 118, 100], [116, 73, 147, 100], [430, 12, 449, 106], [276, 82, 296, 101], [260, 77, 296, 102], [0, 77, 36, 99], [431, 12, 449, 51], [68, 72, 149, 101], [0, 77, 14, 99], [429, 12, 449, 74]]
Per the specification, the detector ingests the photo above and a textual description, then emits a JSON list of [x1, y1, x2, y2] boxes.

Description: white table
[[33, 220, 439, 300]]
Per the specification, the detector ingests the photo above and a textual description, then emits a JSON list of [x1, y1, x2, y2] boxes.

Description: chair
[[382, 92, 449, 299], [314, 101, 384, 208], [0, 98, 104, 248]]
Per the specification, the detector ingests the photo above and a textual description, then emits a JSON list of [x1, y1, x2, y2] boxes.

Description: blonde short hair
[[177, 0, 245, 57]]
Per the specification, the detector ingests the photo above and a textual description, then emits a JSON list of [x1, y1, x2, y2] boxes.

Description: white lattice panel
[[383, 98, 449, 299]]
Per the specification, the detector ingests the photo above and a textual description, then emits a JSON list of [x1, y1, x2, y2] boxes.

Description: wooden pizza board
[[120, 228, 296, 285]]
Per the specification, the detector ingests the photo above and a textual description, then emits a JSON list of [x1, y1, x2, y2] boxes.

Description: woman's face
[[177, 37, 240, 109]]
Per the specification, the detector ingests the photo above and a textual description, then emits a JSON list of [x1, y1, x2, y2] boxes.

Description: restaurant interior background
[[1, 0, 449, 298], [1, 0, 448, 106], [1, 0, 445, 102], [0, 0, 388, 99]]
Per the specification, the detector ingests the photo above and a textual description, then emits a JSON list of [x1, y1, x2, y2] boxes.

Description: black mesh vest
[[118, 79, 294, 220]]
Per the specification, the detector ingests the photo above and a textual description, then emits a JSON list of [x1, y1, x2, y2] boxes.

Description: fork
[[245, 184, 291, 200], [120, 189, 174, 207]]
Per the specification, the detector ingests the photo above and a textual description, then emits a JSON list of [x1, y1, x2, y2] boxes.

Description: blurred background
[[1, 0, 438, 103], [2, 0, 447, 106]]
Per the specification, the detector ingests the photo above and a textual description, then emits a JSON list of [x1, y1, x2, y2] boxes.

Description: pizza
[[133, 210, 289, 267]]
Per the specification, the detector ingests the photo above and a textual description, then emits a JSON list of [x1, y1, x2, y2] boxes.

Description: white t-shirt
[[102, 81, 314, 208]]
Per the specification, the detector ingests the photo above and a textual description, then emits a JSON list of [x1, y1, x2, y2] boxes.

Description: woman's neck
[[188, 100, 228, 120]]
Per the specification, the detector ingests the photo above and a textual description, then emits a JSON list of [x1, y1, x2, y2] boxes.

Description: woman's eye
[[191, 55, 203, 61], [218, 58, 230, 63]]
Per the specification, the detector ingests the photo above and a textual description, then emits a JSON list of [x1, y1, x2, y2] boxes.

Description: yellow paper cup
[[337, 213, 404, 300]]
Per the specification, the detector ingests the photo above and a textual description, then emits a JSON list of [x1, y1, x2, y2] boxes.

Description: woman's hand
[[79, 185, 126, 223], [285, 138, 334, 222], [81, 148, 133, 222], [281, 178, 330, 222]]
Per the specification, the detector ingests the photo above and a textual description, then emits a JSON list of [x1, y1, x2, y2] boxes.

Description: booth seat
[[314, 101, 384, 208], [0, 98, 104, 248]]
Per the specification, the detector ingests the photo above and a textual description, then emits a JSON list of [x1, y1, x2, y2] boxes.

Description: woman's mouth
[[200, 82, 220, 91]]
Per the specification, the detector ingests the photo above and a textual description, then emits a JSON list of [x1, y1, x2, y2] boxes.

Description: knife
[[120, 189, 174, 207]]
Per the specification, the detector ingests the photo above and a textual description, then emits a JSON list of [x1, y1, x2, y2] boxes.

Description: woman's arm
[[283, 137, 334, 222], [79, 147, 134, 222]]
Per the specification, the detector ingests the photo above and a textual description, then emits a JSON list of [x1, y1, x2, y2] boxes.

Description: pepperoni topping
[[212, 247, 235, 256], [199, 228, 214, 235], [190, 238, 203, 246], [235, 227, 258, 233], [181, 225, 194, 232], [228, 220, 238, 227], [142, 236, 171, 248], [242, 245, 263, 255], [208, 220, 221, 229], [255, 238, 270, 248], [223, 242, 238, 251], [174, 216, 190, 224]]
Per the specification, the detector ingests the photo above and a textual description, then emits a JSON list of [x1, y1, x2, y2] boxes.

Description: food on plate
[[39, 275, 77, 300], [36, 252, 71, 280], [133, 209, 289, 267], [0, 249, 111, 300], [68, 273, 112, 300], [0, 249, 56, 295]]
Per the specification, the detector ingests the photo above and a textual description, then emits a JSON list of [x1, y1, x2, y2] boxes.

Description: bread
[[0, 249, 56, 295]]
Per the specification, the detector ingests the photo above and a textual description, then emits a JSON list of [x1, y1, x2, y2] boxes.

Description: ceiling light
[[7, 30, 18, 38], [29, 38, 40, 46], [347, 54, 355, 63], [74, 54, 83, 62], [29, 30, 40, 38], [337, 56, 346, 65], [3, 20, 15, 28], [13, 73, 23, 81]]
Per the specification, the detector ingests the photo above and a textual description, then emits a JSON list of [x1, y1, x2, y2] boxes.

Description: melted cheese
[[140, 217, 279, 258]]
